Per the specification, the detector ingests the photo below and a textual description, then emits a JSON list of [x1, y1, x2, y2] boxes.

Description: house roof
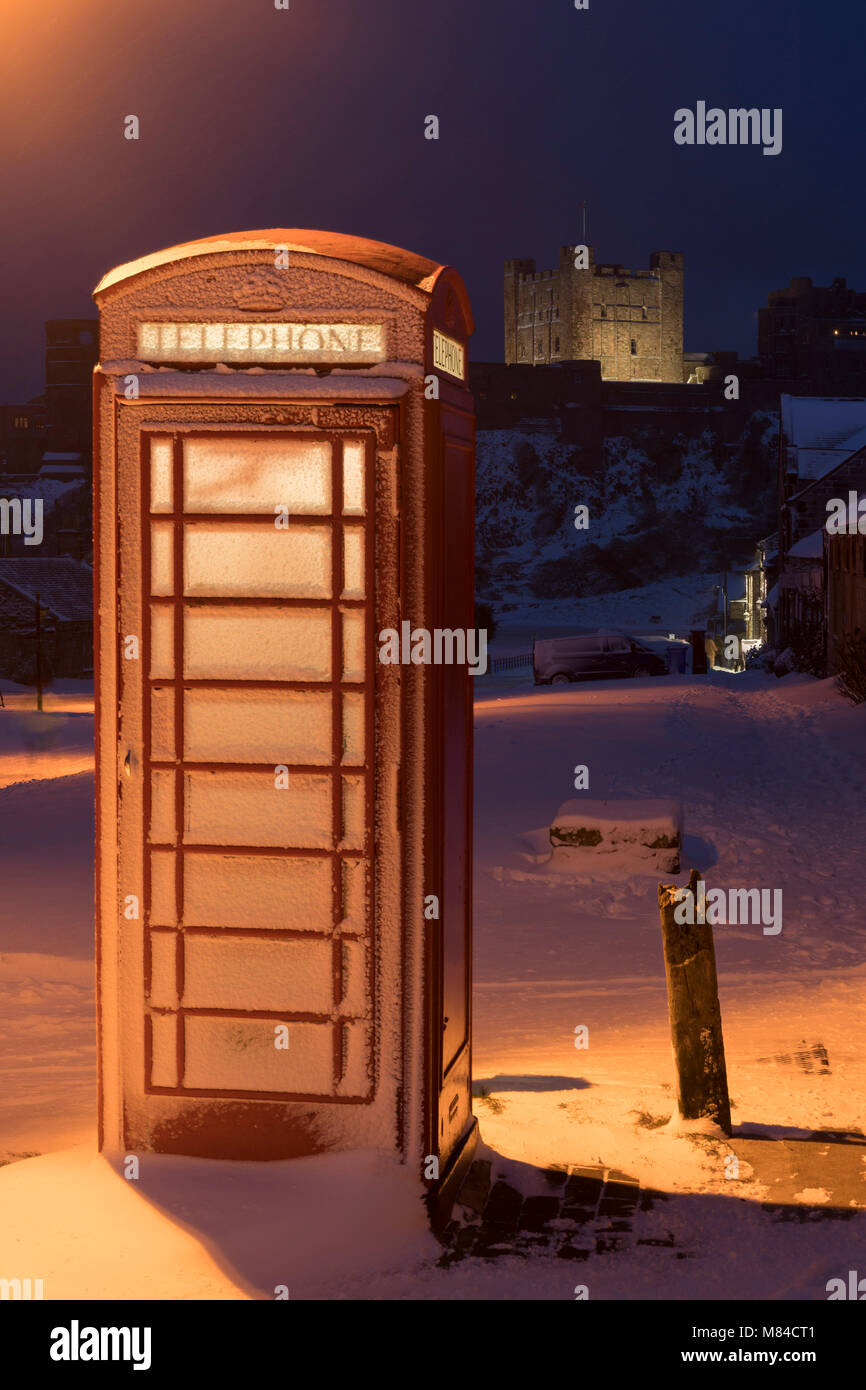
[[781, 395, 866, 482], [0, 559, 92, 621], [788, 441, 866, 504], [787, 527, 825, 559]]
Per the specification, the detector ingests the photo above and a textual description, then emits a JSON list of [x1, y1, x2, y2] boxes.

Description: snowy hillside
[[475, 413, 778, 603]]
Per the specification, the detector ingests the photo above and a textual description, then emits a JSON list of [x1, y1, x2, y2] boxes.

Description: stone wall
[[504, 245, 684, 382]]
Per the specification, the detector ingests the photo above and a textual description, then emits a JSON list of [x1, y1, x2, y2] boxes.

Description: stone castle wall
[[505, 245, 683, 383]]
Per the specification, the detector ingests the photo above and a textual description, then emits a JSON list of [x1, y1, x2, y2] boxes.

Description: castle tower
[[503, 245, 684, 381], [504, 258, 535, 364], [651, 251, 685, 383]]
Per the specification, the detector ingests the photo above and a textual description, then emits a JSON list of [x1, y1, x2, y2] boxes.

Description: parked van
[[532, 631, 667, 684]]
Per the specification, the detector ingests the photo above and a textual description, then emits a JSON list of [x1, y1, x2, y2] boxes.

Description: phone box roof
[[95, 228, 462, 302]]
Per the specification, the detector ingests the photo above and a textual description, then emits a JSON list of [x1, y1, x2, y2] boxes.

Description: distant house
[[760, 279, 866, 388], [744, 532, 779, 645], [772, 397, 866, 658], [779, 395, 866, 503], [777, 526, 825, 656], [38, 452, 86, 483], [825, 529, 866, 676], [0, 558, 92, 680]]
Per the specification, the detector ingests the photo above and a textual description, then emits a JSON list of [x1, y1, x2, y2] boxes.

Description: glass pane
[[336, 1019, 371, 1098], [183, 523, 330, 598], [340, 774, 365, 850], [150, 606, 174, 678], [149, 848, 177, 925], [184, 852, 333, 931], [183, 935, 333, 1013], [183, 1016, 333, 1094], [149, 769, 176, 843], [149, 1012, 178, 1088], [151, 521, 174, 596], [184, 688, 332, 764], [149, 930, 178, 1008], [184, 770, 332, 849], [150, 437, 173, 514], [184, 606, 331, 680], [342, 608, 365, 682], [150, 686, 176, 761], [342, 529, 364, 599], [342, 442, 365, 515], [184, 438, 332, 514], [340, 857, 367, 933], [339, 939, 367, 1015], [342, 692, 364, 764]]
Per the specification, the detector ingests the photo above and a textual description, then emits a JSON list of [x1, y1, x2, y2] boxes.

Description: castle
[[504, 245, 684, 382]]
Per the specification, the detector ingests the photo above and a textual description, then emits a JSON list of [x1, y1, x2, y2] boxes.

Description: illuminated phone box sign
[[432, 328, 465, 381], [137, 320, 387, 364]]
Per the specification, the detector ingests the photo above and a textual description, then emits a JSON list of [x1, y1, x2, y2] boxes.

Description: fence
[[489, 652, 532, 674]]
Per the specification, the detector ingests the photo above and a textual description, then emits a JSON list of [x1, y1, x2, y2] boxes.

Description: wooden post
[[657, 868, 731, 1135]]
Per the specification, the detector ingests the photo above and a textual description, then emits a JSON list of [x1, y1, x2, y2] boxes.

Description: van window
[[604, 636, 630, 653], [558, 635, 602, 653]]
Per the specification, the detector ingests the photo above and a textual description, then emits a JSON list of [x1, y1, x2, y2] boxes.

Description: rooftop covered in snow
[[781, 394, 866, 482], [93, 229, 449, 299], [0, 559, 92, 622]]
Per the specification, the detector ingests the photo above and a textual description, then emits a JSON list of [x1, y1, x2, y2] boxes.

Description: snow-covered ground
[[484, 574, 735, 657], [471, 670, 866, 1259], [0, 682, 95, 1154], [0, 668, 864, 1298]]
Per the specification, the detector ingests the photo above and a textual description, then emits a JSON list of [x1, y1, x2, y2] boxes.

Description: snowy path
[[472, 671, 866, 1235], [0, 675, 864, 1297]]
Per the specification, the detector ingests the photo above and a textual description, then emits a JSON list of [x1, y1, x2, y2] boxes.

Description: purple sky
[[1, 0, 863, 400]]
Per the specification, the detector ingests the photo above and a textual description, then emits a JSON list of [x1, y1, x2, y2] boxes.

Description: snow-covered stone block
[[549, 798, 682, 872]]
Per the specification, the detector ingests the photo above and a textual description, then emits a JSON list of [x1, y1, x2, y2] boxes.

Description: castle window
[[554, 337, 560, 353], [600, 305, 607, 319], [630, 339, 637, 355], [642, 305, 648, 320]]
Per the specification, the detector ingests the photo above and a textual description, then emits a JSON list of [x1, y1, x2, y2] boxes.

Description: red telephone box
[[93, 230, 476, 1221]]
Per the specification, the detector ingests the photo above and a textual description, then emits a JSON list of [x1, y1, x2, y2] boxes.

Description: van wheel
[[550, 673, 570, 685], [633, 666, 651, 679]]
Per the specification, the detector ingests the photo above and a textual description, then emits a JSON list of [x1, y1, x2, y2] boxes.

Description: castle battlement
[[504, 245, 683, 382]]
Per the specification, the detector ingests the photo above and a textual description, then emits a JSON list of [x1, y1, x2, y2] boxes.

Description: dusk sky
[[1, 0, 863, 400]]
